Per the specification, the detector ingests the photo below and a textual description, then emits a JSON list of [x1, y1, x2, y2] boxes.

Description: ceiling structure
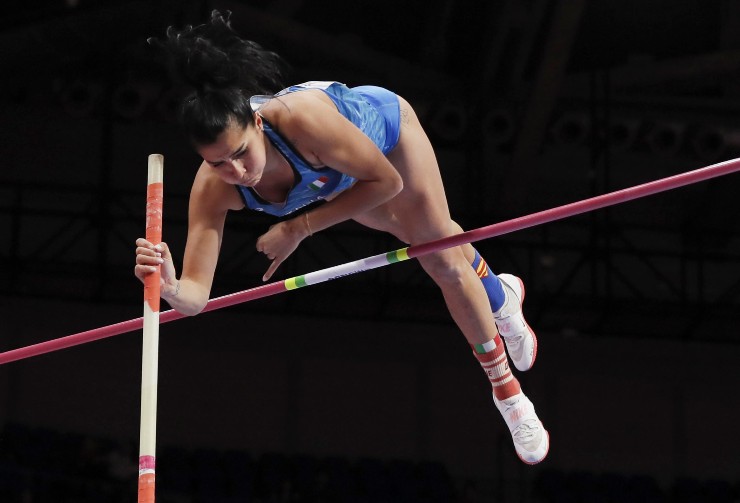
[[0, 0, 738, 344]]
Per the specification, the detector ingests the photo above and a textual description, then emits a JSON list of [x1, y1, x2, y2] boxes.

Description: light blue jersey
[[236, 81, 401, 217]]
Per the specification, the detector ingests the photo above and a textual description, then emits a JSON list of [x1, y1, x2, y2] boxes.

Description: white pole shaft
[[138, 154, 163, 503]]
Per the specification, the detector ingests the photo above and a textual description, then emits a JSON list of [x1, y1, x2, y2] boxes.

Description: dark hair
[[148, 10, 286, 145]]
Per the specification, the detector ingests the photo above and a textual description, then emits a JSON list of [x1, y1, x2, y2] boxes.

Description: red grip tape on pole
[[144, 182, 163, 313]]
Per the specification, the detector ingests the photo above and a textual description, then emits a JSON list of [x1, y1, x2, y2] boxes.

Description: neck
[[263, 135, 286, 176]]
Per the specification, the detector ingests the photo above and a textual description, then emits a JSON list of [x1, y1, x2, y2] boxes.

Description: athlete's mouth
[[240, 173, 261, 187]]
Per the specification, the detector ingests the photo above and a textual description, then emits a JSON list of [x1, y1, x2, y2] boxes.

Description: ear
[[254, 113, 263, 131]]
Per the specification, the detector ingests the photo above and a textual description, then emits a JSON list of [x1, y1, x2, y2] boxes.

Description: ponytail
[[148, 10, 287, 144]]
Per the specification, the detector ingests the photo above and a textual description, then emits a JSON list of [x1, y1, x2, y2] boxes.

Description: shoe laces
[[494, 302, 516, 320], [501, 328, 524, 344], [495, 283, 519, 317], [512, 420, 541, 445]]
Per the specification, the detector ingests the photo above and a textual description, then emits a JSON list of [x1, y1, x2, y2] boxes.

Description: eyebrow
[[206, 143, 247, 164]]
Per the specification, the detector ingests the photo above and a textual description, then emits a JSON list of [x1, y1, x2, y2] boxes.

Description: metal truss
[[1, 168, 738, 345], [1, 0, 738, 344]]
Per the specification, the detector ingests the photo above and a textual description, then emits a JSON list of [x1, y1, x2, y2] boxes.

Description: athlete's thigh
[[383, 96, 457, 244], [352, 202, 407, 241]]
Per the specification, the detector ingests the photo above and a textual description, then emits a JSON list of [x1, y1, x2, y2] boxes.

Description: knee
[[420, 253, 470, 288]]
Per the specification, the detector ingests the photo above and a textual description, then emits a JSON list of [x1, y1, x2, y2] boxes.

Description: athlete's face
[[197, 116, 267, 187]]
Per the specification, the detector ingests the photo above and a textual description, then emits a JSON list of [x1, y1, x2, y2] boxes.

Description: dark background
[[0, 1, 739, 502]]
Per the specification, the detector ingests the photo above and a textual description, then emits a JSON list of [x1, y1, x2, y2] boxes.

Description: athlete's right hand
[[134, 238, 179, 297]]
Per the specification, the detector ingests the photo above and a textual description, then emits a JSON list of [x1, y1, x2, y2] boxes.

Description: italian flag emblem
[[309, 176, 329, 191]]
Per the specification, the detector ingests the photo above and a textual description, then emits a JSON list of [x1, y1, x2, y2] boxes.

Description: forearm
[[160, 277, 210, 316], [301, 178, 401, 234]]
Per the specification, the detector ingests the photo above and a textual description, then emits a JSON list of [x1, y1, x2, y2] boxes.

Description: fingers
[[156, 241, 173, 260], [134, 238, 170, 281], [256, 236, 284, 281], [255, 234, 267, 255], [257, 250, 281, 282], [256, 222, 301, 281], [135, 240, 170, 260], [136, 247, 164, 264], [134, 264, 159, 281], [134, 253, 162, 278], [263, 257, 284, 282]]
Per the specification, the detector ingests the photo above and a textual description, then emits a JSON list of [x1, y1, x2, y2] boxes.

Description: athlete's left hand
[[256, 217, 310, 281]]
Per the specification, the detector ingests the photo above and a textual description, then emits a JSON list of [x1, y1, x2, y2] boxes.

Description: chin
[[241, 177, 260, 187]]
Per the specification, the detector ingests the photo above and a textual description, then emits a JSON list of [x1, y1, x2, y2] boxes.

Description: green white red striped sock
[[472, 337, 521, 400]]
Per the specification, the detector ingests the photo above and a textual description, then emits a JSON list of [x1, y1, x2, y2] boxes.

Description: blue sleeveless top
[[236, 81, 401, 217]]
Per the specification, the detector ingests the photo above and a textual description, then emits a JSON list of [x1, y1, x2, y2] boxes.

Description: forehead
[[197, 122, 252, 159]]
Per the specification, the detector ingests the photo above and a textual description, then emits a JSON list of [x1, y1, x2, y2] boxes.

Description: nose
[[226, 159, 245, 180]]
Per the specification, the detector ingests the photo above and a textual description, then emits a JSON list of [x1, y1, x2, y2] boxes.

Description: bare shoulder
[[260, 90, 340, 134], [191, 162, 245, 214]]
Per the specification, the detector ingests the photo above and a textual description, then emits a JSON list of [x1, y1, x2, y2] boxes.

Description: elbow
[[387, 171, 404, 198], [183, 295, 209, 316], [176, 303, 205, 317], [167, 281, 209, 316]]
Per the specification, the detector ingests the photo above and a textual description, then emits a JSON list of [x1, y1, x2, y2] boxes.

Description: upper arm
[[272, 94, 402, 187]]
